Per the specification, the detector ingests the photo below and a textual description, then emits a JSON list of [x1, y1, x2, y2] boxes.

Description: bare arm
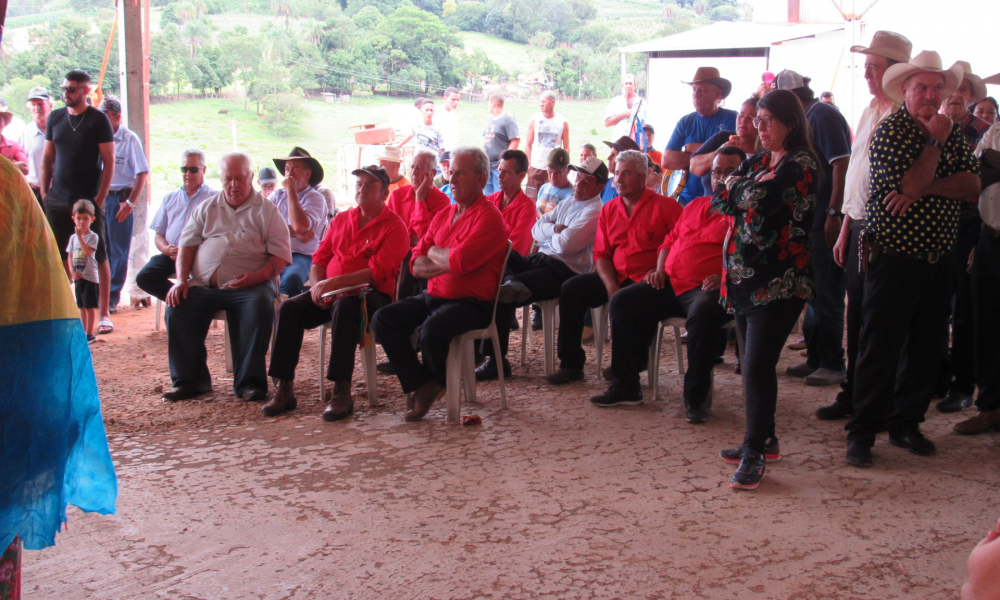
[[663, 149, 691, 171], [524, 120, 535, 165], [604, 111, 630, 128], [561, 122, 570, 152], [689, 151, 716, 177], [595, 256, 619, 298], [154, 233, 177, 258], [228, 254, 289, 290], [117, 171, 149, 222], [412, 246, 450, 279], [95, 141, 116, 210], [310, 267, 374, 306], [923, 172, 981, 200], [283, 181, 312, 235], [166, 246, 198, 307], [644, 247, 670, 290], [396, 134, 414, 148], [39, 140, 55, 198], [507, 138, 520, 151]]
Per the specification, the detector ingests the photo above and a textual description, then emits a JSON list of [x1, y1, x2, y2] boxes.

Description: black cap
[[351, 165, 390, 187]]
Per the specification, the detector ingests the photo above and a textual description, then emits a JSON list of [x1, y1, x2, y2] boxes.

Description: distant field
[[596, 0, 665, 38], [459, 31, 549, 75]]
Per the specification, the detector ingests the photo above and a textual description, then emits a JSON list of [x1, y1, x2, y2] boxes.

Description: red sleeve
[[13, 142, 27, 163], [448, 203, 509, 275], [369, 217, 410, 298], [658, 217, 680, 251], [386, 187, 406, 219], [412, 187, 450, 239], [311, 213, 339, 269], [507, 197, 536, 255], [592, 203, 613, 262], [410, 206, 448, 269]]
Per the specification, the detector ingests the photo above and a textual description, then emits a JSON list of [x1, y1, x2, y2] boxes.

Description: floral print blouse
[[711, 149, 818, 314]]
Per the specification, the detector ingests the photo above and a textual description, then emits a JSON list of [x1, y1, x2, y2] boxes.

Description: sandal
[[97, 319, 114, 334]]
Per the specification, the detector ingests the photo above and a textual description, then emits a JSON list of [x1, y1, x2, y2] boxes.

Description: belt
[[984, 223, 1000, 238], [960, 209, 981, 220], [879, 245, 944, 264], [109, 187, 134, 198]]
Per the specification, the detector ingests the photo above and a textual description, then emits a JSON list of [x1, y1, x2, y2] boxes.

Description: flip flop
[[98, 319, 114, 334]]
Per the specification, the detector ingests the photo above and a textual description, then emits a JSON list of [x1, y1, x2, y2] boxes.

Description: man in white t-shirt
[[438, 87, 461, 151], [524, 90, 569, 201], [604, 74, 646, 140]]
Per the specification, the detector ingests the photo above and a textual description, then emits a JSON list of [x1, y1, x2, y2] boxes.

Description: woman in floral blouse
[[711, 89, 818, 490]]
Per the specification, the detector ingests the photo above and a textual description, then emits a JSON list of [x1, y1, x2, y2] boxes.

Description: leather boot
[[261, 378, 297, 416], [954, 409, 1000, 435], [405, 380, 445, 422], [323, 380, 354, 422]]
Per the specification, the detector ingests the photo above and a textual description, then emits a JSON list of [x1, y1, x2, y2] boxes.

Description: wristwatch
[[927, 138, 942, 148], [826, 207, 842, 217], [125, 199, 135, 208]]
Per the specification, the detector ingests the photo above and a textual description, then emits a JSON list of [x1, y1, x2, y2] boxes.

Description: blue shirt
[[269, 185, 329, 256], [109, 125, 150, 191], [666, 108, 738, 205], [150, 182, 218, 247], [803, 99, 852, 230], [600, 179, 617, 204], [535, 182, 574, 216]]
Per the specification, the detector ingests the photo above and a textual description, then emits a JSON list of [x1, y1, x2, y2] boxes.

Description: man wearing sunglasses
[[39, 69, 116, 332], [136, 149, 218, 301]]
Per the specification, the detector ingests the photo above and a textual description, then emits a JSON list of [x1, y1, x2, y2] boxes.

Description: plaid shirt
[[960, 113, 991, 151]]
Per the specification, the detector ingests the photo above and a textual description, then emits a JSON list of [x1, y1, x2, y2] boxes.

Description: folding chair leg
[[520, 306, 528, 368], [319, 324, 327, 401], [492, 332, 507, 409], [673, 326, 685, 374], [542, 301, 557, 376], [592, 305, 607, 380], [707, 366, 715, 410], [362, 340, 378, 407], [445, 337, 464, 424], [461, 338, 477, 404], [155, 298, 162, 333], [649, 322, 664, 399], [223, 318, 234, 374]]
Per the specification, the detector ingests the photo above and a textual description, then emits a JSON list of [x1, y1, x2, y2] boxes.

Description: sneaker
[[936, 390, 974, 413], [787, 338, 806, 350], [497, 277, 532, 304], [730, 449, 766, 490], [590, 387, 643, 407], [87, 334, 97, 344], [786, 361, 817, 378], [804, 367, 847, 387], [720, 437, 780, 463]]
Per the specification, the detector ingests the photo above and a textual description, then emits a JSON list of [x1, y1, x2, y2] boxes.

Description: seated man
[[487, 149, 536, 256], [136, 149, 218, 301], [388, 150, 452, 248], [263, 166, 409, 420], [162, 152, 291, 403], [372, 147, 509, 422], [476, 157, 606, 380], [591, 147, 744, 419], [269, 147, 329, 297], [545, 149, 683, 386]]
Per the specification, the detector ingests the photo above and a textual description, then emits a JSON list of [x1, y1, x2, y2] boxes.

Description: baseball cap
[[28, 86, 51, 101], [547, 147, 569, 170], [258, 166, 278, 183], [773, 70, 808, 90], [439, 151, 451, 163], [98, 95, 122, 114], [352, 165, 390, 187], [568, 157, 610, 185]]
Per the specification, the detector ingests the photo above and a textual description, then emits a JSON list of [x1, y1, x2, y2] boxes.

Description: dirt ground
[[21, 304, 1000, 599]]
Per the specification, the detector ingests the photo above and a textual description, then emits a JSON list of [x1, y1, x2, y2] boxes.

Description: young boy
[[396, 99, 445, 155], [66, 199, 100, 343]]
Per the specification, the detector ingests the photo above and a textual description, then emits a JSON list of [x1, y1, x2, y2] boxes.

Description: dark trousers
[[481, 251, 577, 359], [44, 195, 107, 263], [165, 282, 276, 396], [736, 297, 806, 454], [846, 254, 952, 445], [371, 292, 493, 393], [836, 220, 866, 407], [136, 253, 175, 301], [104, 192, 134, 305], [938, 216, 981, 396], [31, 185, 43, 207], [268, 290, 391, 383], [803, 230, 846, 371], [557, 273, 634, 371], [972, 233, 1000, 412]]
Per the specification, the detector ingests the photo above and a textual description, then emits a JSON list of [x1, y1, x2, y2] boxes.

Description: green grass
[[458, 31, 549, 75]]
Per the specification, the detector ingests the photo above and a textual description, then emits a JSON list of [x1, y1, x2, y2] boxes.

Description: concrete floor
[[22, 306, 1000, 599]]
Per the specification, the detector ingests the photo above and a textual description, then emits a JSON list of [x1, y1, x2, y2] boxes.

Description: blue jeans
[[803, 230, 846, 371], [104, 193, 134, 306], [484, 167, 500, 196], [280, 253, 313, 297], [165, 281, 276, 396]]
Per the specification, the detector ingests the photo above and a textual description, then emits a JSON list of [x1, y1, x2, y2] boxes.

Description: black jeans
[[846, 254, 952, 445], [972, 233, 1000, 412], [803, 230, 846, 371], [937, 215, 981, 396], [268, 290, 391, 383], [836, 220, 866, 408], [371, 292, 493, 393], [481, 251, 577, 359], [136, 253, 175, 301], [736, 297, 806, 455], [557, 273, 636, 371]]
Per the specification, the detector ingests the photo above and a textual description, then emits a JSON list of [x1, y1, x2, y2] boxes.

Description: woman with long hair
[[711, 89, 819, 490]]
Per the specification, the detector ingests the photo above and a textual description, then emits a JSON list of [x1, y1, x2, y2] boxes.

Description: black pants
[[937, 215, 981, 396], [846, 254, 952, 445], [268, 290, 391, 383], [836, 220, 866, 408], [803, 230, 846, 371], [371, 292, 493, 393], [972, 233, 1000, 412], [557, 273, 635, 371], [736, 298, 806, 454], [44, 195, 107, 263], [481, 251, 577, 359], [136, 253, 176, 301]]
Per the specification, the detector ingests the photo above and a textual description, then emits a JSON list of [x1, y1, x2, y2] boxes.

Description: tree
[[219, 31, 265, 108], [352, 5, 384, 30], [447, 1, 486, 31], [0, 76, 53, 121], [372, 6, 462, 87], [183, 18, 214, 57]]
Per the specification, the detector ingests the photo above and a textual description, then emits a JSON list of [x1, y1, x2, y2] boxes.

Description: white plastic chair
[[591, 303, 610, 380], [648, 318, 744, 403], [520, 297, 560, 375], [442, 241, 514, 424], [318, 321, 379, 407]]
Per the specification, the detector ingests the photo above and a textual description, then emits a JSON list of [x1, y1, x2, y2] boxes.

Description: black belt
[[109, 187, 133, 198], [984, 223, 1000, 238], [880, 245, 944, 264]]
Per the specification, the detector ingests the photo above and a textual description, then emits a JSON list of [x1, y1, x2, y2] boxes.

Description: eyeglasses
[[180, 166, 202, 174], [752, 116, 775, 129], [711, 168, 737, 178], [60, 85, 83, 94]]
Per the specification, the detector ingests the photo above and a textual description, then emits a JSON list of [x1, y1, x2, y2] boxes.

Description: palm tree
[[184, 18, 212, 57], [174, 1, 197, 24]]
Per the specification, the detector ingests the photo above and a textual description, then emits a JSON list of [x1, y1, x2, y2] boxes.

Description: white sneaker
[[804, 367, 847, 387]]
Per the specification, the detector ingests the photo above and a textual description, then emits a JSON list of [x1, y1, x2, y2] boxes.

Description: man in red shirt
[[372, 147, 510, 422], [591, 147, 744, 416], [263, 165, 409, 420], [487, 149, 536, 255], [546, 150, 683, 385], [387, 150, 452, 247], [0, 102, 28, 175]]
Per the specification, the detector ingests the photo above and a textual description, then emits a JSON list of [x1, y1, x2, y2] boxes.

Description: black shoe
[[162, 384, 205, 402], [816, 401, 853, 420], [475, 357, 512, 381], [242, 388, 268, 403], [889, 431, 937, 456], [590, 387, 643, 407], [729, 449, 766, 490], [846, 441, 873, 467], [713, 356, 724, 365], [498, 277, 532, 304], [720, 437, 781, 463], [685, 403, 708, 424], [530, 305, 543, 331], [936, 390, 973, 413], [508, 313, 520, 331], [544, 368, 584, 385], [376, 361, 396, 375]]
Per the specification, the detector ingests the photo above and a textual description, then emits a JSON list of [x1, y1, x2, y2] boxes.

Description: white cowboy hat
[[982, 72, 1000, 86], [881, 50, 963, 106], [849, 30, 912, 64], [953, 61, 988, 103]]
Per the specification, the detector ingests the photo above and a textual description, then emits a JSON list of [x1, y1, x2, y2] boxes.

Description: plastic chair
[[591, 303, 610, 380], [318, 321, 379, 407], [443, 240, 514, 424], [648, 318, 744, 403], [520, 298, 560, 375]]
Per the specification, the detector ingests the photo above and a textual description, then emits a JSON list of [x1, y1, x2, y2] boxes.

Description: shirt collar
[[113, 125, 128, 141], [223, 190, 262, 213]]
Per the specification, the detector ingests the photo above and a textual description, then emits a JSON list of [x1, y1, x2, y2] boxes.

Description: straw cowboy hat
[[881, 50, 963, 106], [982, 72, 1000, 86], [273, 147, 324, 186], [682, 67, 732, 99], [0, 98, 14, 129], [849, 30, 912, 64], [953, 61, 988, 103], [378, 146, 403, 163]]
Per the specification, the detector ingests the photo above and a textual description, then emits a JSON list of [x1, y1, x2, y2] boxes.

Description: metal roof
[[619, 21, 845, 54]]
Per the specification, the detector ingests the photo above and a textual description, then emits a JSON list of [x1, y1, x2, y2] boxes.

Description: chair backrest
[[487, 240, 515, 325]]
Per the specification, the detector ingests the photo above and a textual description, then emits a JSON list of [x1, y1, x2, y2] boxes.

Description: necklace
[[67, 110, 86, 132]]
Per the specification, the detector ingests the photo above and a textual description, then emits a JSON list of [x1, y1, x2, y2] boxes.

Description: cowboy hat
[[881, 51, 963, 106], [0, 98, 13, 128], [953, 61, 988, 103], [849, 30, 912, 64], [982, 72, 1000, 86], [603, 136, 641, 153], [273, 147, 324, 186], [682, 67, 732, 99], [378, 146, 403, 163]]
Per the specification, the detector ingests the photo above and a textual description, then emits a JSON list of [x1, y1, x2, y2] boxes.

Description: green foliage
[[7, 17, 120, 95], [447, 1, 487, 31], [706, 5, 739, 20], [576, 22, 609, 48], [344, 0, 413, 17], [1, 76, 53, 121], [70, 0, 113, 14], [529, 31, 554, 50], [371, 5, 463, 88], [460, 47, 504, 91], [352, 5, 384, 30], [260, 90, 306, 136], [161, 3, 182, 25]]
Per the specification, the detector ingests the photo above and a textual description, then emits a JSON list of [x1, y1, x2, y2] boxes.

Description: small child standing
[[66, 199, 100, 344]]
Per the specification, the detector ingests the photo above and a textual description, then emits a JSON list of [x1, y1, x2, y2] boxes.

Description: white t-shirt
[[604, 94, 646, 140], [438, 107, 460, 150], [530, 112, 567, 170]]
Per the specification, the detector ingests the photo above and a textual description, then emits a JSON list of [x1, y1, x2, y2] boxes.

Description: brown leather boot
[[405, 380, 445, 422], [953, 409, 1000, 435], [323, 380, 354, 422], [261, 379, 297, 416]]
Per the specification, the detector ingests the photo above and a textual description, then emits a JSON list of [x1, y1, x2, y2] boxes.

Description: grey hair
[[450, 146, 490, 177], [413, 149, 439, 171], [182, 148, 207, 167], [616, 150, 648, 174], [220, 152, 253, 177], [541, 90, 556, 101]]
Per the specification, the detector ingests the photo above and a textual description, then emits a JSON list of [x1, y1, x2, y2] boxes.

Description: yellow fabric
[[0, 156, 80, 327]]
